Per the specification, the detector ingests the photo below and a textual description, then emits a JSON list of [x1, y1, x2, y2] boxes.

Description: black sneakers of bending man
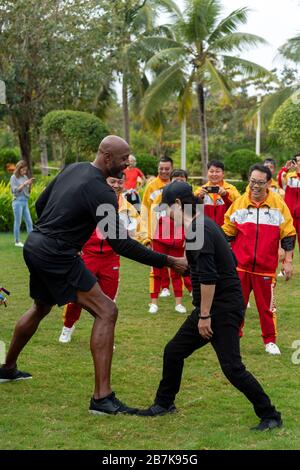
[[0, 366, 32, 383]]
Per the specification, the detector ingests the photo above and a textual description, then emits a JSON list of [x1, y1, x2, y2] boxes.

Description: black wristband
[[199, 315, 211, 320]]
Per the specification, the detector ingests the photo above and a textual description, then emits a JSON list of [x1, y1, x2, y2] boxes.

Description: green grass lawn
[[0, 232, 300, 450]]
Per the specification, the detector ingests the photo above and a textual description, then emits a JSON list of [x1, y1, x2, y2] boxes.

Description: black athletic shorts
[[23, 231, 97, 306]]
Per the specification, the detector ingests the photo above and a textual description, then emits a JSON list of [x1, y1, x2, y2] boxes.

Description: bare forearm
[[200, 284, 216, 315]]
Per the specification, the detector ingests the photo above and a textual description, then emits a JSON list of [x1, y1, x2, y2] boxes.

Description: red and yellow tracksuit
[[63, 195, 140, 328], [194, 180, 240, 226], [140, 176, 169, 245], [150, 213, 192, 299], [140, 177, 170, 291], [141, 184, 192, 298], [223, 191, 296, 345], [278, 168, 300, 249]]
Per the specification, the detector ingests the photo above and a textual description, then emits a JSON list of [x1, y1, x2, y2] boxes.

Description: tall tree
[[257, 35, 300, 127], [0, 0, 112, 168], [99, 0, 181, 144], [141, 0, 269, 175]]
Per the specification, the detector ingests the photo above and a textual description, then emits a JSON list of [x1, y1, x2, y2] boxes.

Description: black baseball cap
[[161, 181, 194, 206]]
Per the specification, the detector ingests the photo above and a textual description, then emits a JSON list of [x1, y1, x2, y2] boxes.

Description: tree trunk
[[17, 119, 32, 174], [122, 72, 130, 144], [59, 143, 65, 169], [181, 116, 187, 170], [39, 133, 49, 176], [196, 83, 209, 181]]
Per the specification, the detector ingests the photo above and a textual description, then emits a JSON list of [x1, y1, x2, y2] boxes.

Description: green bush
[[234, 180, 248, 194], [0, 180, 47, 232], [0, 147, 20, 169], [135, 153, 158, 176], [43, 110, 109, 161], [270, 98, 300, 149], [224, 149, 261, 181]]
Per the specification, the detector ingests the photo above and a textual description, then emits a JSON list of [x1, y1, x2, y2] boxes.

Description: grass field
[[0, 232, 300, 450]]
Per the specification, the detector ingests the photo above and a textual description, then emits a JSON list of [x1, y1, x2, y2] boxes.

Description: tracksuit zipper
[[252, 208, 259, 272]]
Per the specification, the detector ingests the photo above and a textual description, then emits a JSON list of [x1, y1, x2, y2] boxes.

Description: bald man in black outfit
[[0, 136, 187, 415]]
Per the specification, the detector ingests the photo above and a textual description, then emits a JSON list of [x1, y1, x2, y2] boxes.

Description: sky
[[176, 0, 300, 70]]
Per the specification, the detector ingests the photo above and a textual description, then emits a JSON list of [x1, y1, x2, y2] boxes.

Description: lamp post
[[256, 95, 262, 156], [181, 115, 186, 170]]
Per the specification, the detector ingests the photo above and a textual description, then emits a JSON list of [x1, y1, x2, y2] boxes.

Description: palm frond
[[145, 47, 187, 70], [142, 62, 186, 120], [222, 55, 272, 79], [208, 7, 249, 44], [181, 0, 222, 44], [211, 32, 267, 53], [204, 58, 231, 104], [149, 0, 183, 18], [278, 34, 300, 64], [178, 73, 195, 120], [137, 35, 182, 54], [245, 86, 295, 130]]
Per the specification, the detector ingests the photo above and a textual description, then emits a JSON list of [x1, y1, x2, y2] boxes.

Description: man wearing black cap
[[137, 181, 282, 431]]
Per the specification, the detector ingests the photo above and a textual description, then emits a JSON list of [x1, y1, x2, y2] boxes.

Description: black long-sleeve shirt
[[32, 162, 166, 268], [186, 216, 244, 315]]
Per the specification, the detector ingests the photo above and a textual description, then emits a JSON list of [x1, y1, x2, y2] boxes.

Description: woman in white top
[[10, 160, 34, 247]]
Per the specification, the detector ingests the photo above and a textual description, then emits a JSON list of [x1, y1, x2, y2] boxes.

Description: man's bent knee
[[32, 301, 53, 318]]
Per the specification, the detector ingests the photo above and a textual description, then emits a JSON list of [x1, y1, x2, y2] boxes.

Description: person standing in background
[[194, 160, 240, 227], [123, 154, 146, 212], [10, 160, 34, 247], [278, 154, 300, 251]]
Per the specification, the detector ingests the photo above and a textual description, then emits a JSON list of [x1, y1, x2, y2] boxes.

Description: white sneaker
[[265, 342, 281, 355], [247, 302, 251, 308], [148, 304, 158, 314], [189, 291, 193, 297], [175, 304, 187, 314], [277, 270, 285, 278], [15, 242, 24, 247], [59, 325, 75, 343], [159, 288, 170, 298]]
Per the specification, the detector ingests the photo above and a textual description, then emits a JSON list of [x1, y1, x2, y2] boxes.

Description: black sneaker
[[0, 366, 32, 383], [251, 418, 283, 431], [89, 392, 138, 415], [137, 403, 177, 417]]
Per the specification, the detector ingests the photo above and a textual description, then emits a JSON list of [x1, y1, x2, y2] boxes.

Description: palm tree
[[103, 0, 181, 144], [257, 34, 300, 127], [141, 0, 269, 175]]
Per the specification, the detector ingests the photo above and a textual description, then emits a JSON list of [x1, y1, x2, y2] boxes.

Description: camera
[[206, 186, 219, 193]]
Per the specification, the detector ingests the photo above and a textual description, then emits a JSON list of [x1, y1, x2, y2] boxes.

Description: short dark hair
[[293, 153, 300, 161], [263, 158, 276, 166], [161, 181, 199, 216], [207, 160, 224, 171], [159, 156, 173, 166], [171, 169, 188, 180], [249, 164, 272, 181]]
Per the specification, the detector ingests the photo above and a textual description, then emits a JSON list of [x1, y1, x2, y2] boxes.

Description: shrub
[[0, 180, 47, 232], [43, 110, 109, 161], [270, 98, 300, 149], [135, 153, 158, 176], [224, 149, 261, 181], [0, 147, 20, 169]]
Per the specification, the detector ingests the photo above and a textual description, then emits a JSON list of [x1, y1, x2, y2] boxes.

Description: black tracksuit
[[155, 216, 280, 421]]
